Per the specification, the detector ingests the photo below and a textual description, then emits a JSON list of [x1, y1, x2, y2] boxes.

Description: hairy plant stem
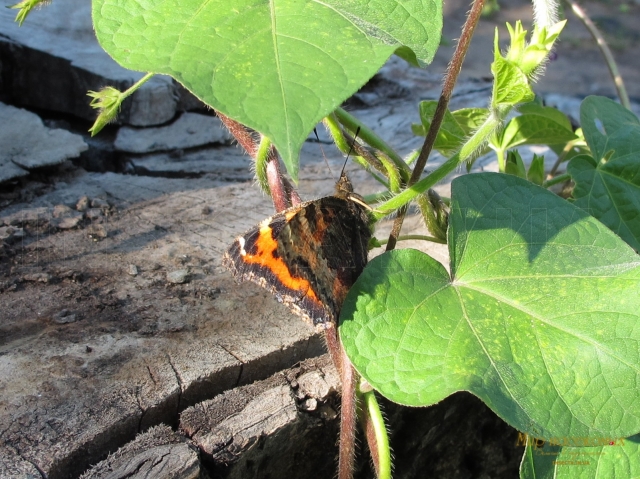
[[326, 113, 403, 192], [344, 130, 400, 189], [324, 114, 387, 178], [216, 111, 259, 157], [265, 151, 297, 211], [216, 111, 300, 210], [362, 389, 391, 479], [375, 98, 501, 222], [255, 136, 272, 194], [384, 0, 486, 250], [324, 327, 359, 479], [564, 0, 630, 110], [416, 193, 447, 242], [339, 347, 358, 479], [334, 108, 411, 180], [327, 325, 390, 479]]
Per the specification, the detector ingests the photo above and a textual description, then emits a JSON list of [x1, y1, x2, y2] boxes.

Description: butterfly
[[222, 171, 371, 328]]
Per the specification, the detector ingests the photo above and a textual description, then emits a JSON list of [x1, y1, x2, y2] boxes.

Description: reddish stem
[[216, 112, 300, 211], [216, 111, 259, 157], [385, 0, 486, 250], [324, 326, 359, 479], [362, 405, 381, 477], [265, 146, 293, 212], [324, 325, 343, 376], [338, 345, 358, 479]]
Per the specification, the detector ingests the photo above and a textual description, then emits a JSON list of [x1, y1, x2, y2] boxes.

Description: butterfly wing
[[223, 197, 371, 328]]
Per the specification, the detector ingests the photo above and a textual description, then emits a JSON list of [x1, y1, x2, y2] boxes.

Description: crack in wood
[[146, 365, 158, 386], [13, 444, 48, 479], [217, 343, 245, 388], [134, 386, 145, 434], [166, 354, 183, 417]]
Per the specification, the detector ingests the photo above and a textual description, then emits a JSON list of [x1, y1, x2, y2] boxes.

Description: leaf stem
[[374, 111, 501, 221], [217, 111, 301, 210], [123, 72, 155, 101], [324, 327, 360, 479], [216, 111, 260, 157], [547, 137, 581, 177], [255, 136, 272, 195], [375, 234, 447, 246], [495, 147, 506, 172], [542, 172, 571, 188], [405, 149, 421, 165], [374, 154, 460, 221], [338, 348, 358, 479], [324, 114, 379, 172], [362, 390, 391, 479], [333, 108, 410, 179], [265, 150, 296, 211], [363, 191, 392, 205]]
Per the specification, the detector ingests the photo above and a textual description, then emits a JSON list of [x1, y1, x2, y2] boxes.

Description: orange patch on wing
[[242, 225, 320, 303]]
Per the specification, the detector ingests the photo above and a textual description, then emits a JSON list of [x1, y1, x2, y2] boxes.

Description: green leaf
[[452, 107, 490, 131], [568, 96, 640, 251], [527, 153, 545, 185], [520, 433, 640, 479], [498, 103, 577, 151], [492, 55, 534, 107], [10, 0, 48, 26], [579, 96, 640, 164], [92, 0, 442, 181], [87, 87, 123, 136], [413, 101, 464, 154], [412, 102, 488, 156], [341, 173, 640, 440], [506, 20, 566, 78], [505, 150, 526, 178], [519, 102, 572, 128], [491, 28, 535, 109]]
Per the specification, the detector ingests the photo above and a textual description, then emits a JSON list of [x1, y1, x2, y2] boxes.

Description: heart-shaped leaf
[[340, 173, 640, 440], [569, 96, 640, 251], [92, 0, 442, 180]]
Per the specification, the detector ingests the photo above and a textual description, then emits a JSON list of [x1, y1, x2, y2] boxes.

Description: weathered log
[[79, 425, 204, 479]]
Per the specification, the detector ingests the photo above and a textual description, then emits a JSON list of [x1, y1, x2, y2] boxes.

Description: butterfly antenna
[[340, 126, 361, 177], [313, 128, 337, 181]]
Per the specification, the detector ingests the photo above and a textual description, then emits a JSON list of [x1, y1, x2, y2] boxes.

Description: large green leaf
[[340, 173, 640, 440], [520, 433, 640, 479], [92, 0, 442, 180], [498, 102, 577, 151], [568, 96, 640, 251]]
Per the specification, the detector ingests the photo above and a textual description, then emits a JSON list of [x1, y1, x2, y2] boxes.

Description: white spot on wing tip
[[238, 237, 247, 256], [259, 218, 272, 228]]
